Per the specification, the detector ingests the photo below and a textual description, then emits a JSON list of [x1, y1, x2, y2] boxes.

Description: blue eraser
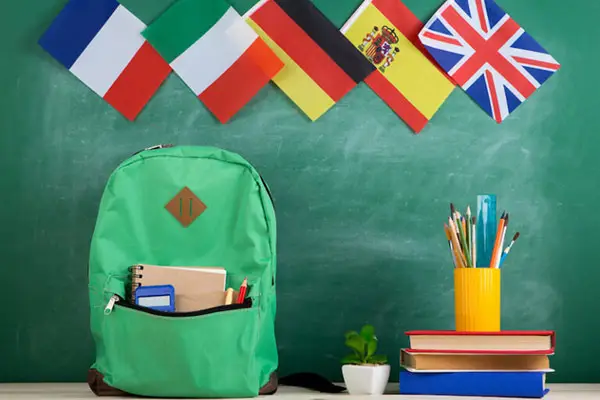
[[135, 284, 175, 312]]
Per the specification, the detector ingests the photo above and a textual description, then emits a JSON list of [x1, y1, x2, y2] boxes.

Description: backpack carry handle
[[132, 144, 174, 156]]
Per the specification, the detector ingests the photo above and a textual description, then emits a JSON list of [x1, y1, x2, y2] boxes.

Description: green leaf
[[367, 336, 377, 358], [341, 354, 362, 365], [367, 354, 388, 364], [345, 330, 359, 340], [360, 325, 375, 342], [345, 332, 367, 358]]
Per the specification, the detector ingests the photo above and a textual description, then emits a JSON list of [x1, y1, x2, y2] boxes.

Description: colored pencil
[[445, 201, 520, 269], [456, 217, 473, 268], [444, 224, 458, 268], [454, 210, 461, 234], [236, 277, 248, 304], [499, 232, 520, 267], [447, 219, 463, 268], [471, 216, 477, 268], [489, 212, 506, 269], [224, 288, 234, 305], [495, 213, 509, 268], [465, 206, 472, 257], [448, 218, 466, 268], [461, 216, 467, 252]]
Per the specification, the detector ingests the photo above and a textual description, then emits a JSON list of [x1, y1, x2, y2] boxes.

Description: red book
[[405, 331, 555, 355]]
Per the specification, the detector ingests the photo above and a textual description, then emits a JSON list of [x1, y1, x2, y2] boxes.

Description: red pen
[[236, 277, 248, 304]]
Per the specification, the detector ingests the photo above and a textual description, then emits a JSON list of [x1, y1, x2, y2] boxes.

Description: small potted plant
[[341, 324, 390, 395]]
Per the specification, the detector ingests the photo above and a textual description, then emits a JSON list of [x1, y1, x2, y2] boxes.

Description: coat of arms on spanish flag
[[342, 0, 455, 133], [244, 0, 376, 121]]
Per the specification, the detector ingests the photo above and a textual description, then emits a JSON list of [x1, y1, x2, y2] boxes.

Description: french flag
[[39, 0, 171, 120]]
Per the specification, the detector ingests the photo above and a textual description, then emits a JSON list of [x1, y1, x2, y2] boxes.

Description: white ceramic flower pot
[[342, 364, 391, 395]]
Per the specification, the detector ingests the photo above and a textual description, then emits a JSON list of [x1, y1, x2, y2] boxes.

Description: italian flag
[[143, 0, 283, 123]]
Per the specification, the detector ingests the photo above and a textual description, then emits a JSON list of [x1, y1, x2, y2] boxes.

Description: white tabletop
[[0, 383, 598, 399]]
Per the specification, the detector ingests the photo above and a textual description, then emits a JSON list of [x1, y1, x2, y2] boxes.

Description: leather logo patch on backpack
[[165, 187, 206, 227]]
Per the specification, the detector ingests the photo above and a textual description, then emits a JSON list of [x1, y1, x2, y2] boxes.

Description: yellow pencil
[[224, 288, 234, 305]]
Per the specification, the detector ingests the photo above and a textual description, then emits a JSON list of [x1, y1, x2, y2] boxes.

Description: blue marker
[[476, 195, 496, 268]]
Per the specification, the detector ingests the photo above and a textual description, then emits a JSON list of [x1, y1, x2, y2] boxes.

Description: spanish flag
[[244, 0, 376, 121], [341, 0, 455, 133]]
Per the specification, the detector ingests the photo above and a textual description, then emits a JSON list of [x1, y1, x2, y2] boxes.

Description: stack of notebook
[[129, 264, 228, 312], [399, 331, 556, 398]]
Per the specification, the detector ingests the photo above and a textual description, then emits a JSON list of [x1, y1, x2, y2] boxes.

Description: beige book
[[401, 349, 551, 371], [408, 332, 554, 352], [130, 264, 226, 312]]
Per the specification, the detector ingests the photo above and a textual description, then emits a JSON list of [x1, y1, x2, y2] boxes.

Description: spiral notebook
[[130, 264, 227, 312]]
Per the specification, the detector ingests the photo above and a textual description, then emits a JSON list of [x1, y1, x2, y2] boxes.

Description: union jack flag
[[419, 0, 560, 122]]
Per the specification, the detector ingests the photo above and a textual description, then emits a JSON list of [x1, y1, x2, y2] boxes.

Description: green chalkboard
[[1, 0, 598, 384]]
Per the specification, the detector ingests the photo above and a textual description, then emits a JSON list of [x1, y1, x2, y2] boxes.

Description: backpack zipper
[[104, 294, 252, 317], [131, 144, 174, 156], [104, 295, 119, 315]]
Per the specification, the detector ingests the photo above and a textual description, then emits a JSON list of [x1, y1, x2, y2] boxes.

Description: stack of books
[[399, 331, 556, 398]]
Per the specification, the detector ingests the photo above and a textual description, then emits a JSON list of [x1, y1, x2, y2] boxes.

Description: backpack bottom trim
[[87, 369, 279, 397], [87, 369, 128, 397]]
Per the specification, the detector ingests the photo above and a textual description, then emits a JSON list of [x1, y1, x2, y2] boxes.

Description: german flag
[[244, 0, 376, 121], [342, 0, 456, 133]]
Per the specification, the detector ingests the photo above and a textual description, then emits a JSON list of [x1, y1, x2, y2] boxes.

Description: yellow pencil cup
[[454, 268, 501, 332]]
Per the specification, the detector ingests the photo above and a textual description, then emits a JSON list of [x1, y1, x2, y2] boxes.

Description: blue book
[[400, 371, 549, 398]]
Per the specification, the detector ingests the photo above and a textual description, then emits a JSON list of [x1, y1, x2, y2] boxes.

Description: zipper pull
[[131, 144, 174, 156], [104, 295, 119, 315]]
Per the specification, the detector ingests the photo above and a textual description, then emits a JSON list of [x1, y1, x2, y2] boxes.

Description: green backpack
[[87, 145, 278, 398]]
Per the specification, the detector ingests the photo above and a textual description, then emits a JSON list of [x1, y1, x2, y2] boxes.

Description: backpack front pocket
[[100, 296, 261, 398]]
